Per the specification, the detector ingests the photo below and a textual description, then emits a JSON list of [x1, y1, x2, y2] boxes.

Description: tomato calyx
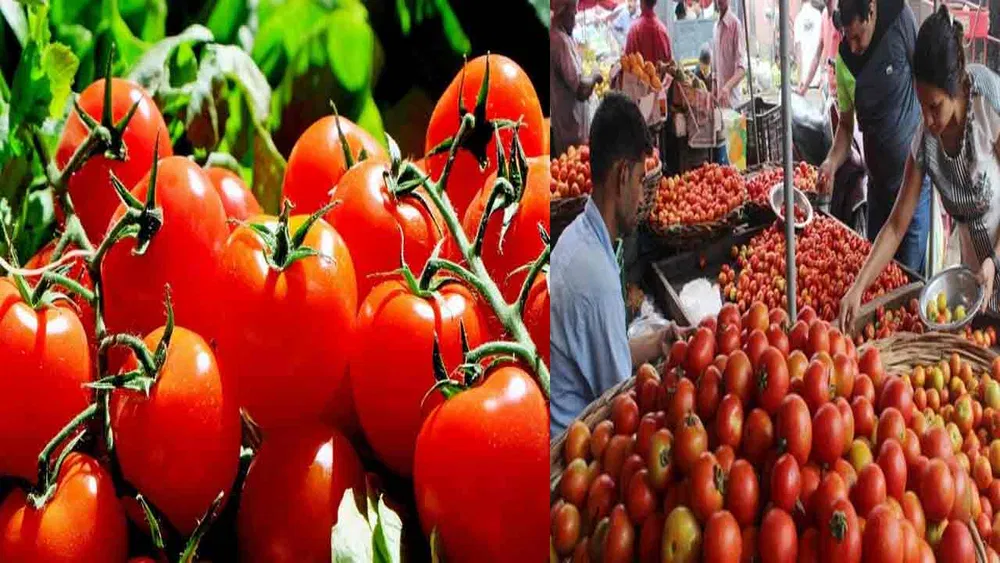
[[828, 510, 848, 542], [26, 401, 98, 509], [425, 53, 521, 171], [247, 199, 338, 271], [472, 130, 530, 258], [329, 101, 372, 170], [713, 463, 728, 497]]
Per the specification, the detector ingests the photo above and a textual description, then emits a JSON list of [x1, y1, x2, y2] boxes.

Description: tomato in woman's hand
[[281, 114, 388, 216], [704, 510, 742, 563], [425, 54, 545, 218], [414, 366, 548, 561], [326, 159, 442, 299], [111, 326, 240, 535], [238, 426, 364, 562], [759, 508, 797, 563], [0, 278, 91, 483], [56, 78, 172, 242], [102, 156, 229, 351], [0, 453, 127, 561], [462, 157, 551, 303], [204, 167, 262, 225]]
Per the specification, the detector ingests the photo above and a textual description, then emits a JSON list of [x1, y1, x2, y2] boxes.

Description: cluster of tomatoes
[[551, 145, 592, 200], [648, 163, 747, 229], [852, 301, 999, 350], [746, 162, 820, 206], [720, 218, 909, 321], [1, 55, 550, 561], [777, 204, 808, 224], [966, 326, 1000, 349], [552, 301, 1000, 563]]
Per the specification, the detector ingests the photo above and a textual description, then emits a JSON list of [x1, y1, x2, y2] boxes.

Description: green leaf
[[102, 0, 151, 74], [127, 24, 213, 96], [205, 0, 249, 45], [372, 497, 403, 563], [355, 93, 385, 149], [326, 4, 374, 96], [40, 43, 79, 117]]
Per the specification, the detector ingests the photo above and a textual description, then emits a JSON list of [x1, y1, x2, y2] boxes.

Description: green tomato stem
[[29, 401, 98, 508], [40, 271, 94, 303]]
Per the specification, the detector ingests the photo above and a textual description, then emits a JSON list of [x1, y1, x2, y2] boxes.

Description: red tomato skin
[[776, 394, 813, 466], [819, 499, 861, 563], [704, 510, 743, 563], [0, 279, 91, 483], [414, 367, 548, 561], [462, 157, 551, 303], [281, 115, 388, 215], [862, 505, 904, 563], [0, 453, 128, 561], [102, 156, 229, 351], [351, 280, 487, 476], [759, 508, 798, 563], [425, 55, 545, 218], [934, 519, 976, 563], [111, 326, 241, 535], [238, 426, 364, 563], [204, 167, 262, 225], [811, 402, 844, 466], [523, 274, 550, 367], [216, 214, 359, 434], [24, 241, 96, 353], [326, 159, 441, 299], [853, 463, 888, 519], [56, 78, 172, 242]]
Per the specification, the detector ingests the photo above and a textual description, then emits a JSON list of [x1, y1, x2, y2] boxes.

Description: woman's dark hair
[[836, 0, 872, 27], [913, 5, 966, 96], [589, 92, 653, 188]]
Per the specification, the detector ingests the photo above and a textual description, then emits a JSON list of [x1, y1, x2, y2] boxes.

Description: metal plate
[[768, 183, 813, 229], [918, 266, 985, 331]]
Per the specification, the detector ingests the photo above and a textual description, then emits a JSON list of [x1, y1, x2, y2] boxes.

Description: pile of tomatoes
[[648, 163, 747, 229], [1, 55, 550, 561], [746, 162, 820, 206], [552, 300, 1000, 563], [551, 145, 592, 199], [720, 217, 909, 320], [852, 301, 999, 349]]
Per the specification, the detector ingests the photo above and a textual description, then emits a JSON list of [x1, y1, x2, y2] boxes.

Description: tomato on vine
[[204, 167, 262, 225]]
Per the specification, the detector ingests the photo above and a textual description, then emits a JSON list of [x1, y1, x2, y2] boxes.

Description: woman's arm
[[839, 154, 925, 329]]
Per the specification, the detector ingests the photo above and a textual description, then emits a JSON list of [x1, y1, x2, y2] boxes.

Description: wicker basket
[[863, 331, 998, 377]]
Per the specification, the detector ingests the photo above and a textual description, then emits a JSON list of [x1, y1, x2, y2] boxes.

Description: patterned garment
[[912, 64, 1000, 313]]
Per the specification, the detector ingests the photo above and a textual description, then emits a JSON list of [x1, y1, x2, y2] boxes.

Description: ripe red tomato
[[282, 115, 388, 215], [819, 498, 861, 563], [859, 348, 885, 389], [704, 510, 743, 563], [831, 353, 856, 399], [878, 439, 908, 501], [725, 350, 754, 405], [803, 360, 833, 414], [325, 159, 442, 299], [56, 78, 172, 242], [745, 329, 770, 369], [697, 365, 724, 421], [863, 505, 904, 563], [626, 470, 656, 526], [766, 324, 790, 357], [727, 459, 760, 527], [807, 321, 830, 357], [0, 453, 128, 560], [935, 519, 976, 562], [463, 157, 551, 302], [789, 321, 810, 353], [852, 396, 876, 440], [922, 426, 955, 461], [771, 453, 802, 513], [687, 327, 717, 379], [0, 279, 91, 483], [523, 273, 550, 367], [425, 55, 545, 217], [238, 426, 364, 562], [204, 167, 262, 225], [743, 408, 775, 466], [811, 472, 849, 529], [352, 279, 488, 476], [853, 373, 875, 403], [799, 528, 820, 563], [880, 377, 914, 426], [611, 394, 640, 436], [921, 458, 956, 522], [24, 241, 96, 351], [757, 347, 790, 415], [217, 212, 360, 434], [717, 394, 745, 449], [639, 512, 665, 563], [647, 429, 675, 491], [675, 413, 708, 474], [759, 508, 798, 563], [102, 156, 229, 352], [812, 403, 845, 467], [111, 326, 241, 535], [852, 463, 888, 519], [690, 451, 725, 522], [876, 408, 907, 453], [744, 302, 770, 333], [667, 378, 697, 431], [902, 491, 927, 538], [606, 504, 635, 563], [414, 367, 548, 561], [719, 323, 742, 355], [776, 394, 813, 465], [834, 398, 856, 456]]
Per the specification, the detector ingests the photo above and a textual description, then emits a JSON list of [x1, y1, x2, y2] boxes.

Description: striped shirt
[[912, 64, 1000, 312], [713, 9, 747, 109]]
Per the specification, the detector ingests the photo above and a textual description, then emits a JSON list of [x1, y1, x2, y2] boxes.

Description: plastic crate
[[740, 98, 783, 167]]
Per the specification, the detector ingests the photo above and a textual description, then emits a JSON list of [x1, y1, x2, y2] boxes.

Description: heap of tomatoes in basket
[[551, 146, 659, 200], [746, 162, 820, 206], [853, 300, 1000, 349], [719, 217, 908, 320], [1, 54, 550, 562], [552, 301, 1000, 563], [648, 163, 747, 229]]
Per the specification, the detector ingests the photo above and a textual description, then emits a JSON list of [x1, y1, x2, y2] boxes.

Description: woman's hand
[[977, 256, 996, 305], [838, 283, 863, 335]]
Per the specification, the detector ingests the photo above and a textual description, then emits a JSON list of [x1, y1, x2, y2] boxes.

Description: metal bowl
[[768, 183, 814, 229], [918, 266, 985, 331]]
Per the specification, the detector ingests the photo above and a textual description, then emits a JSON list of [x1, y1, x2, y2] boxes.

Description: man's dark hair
[[643, 0, 658, 8], [589, 92, 653, 189], [914, 5, 967, 96], [836, 0, 872, 27], [675, 1, 686, 19]]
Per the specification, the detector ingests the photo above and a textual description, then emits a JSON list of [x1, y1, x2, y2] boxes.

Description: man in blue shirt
[[550, 93, 684, 436]]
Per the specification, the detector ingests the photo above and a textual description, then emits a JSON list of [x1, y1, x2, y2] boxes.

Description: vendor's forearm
[[827, 112, 855, 169], [723, 68, 746, 92]]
